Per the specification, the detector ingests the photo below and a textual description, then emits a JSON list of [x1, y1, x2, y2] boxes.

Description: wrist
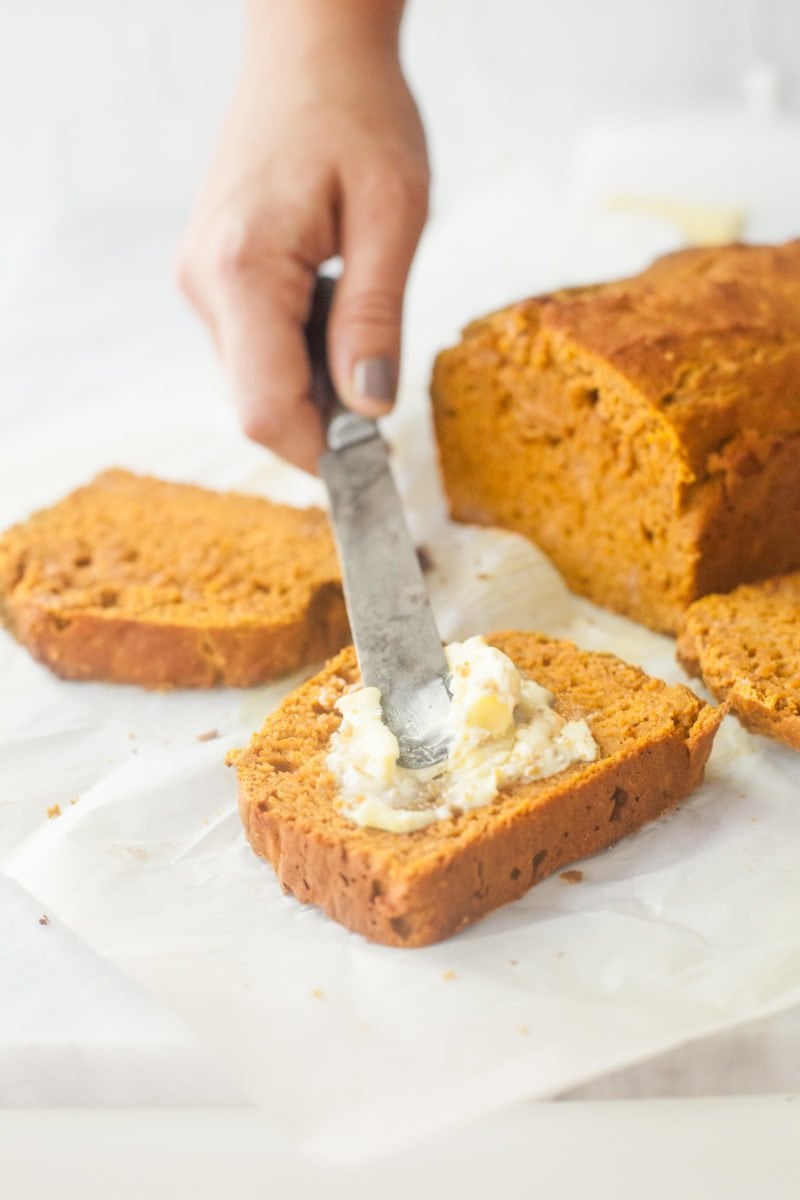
[[245, 0, 405, 70]]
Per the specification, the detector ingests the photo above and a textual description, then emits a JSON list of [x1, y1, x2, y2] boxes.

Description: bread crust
[[0, 470, 349, 689], [8, 592, 350, 689], [432, 241, 800, 633], [233, 634, 722, 947], [677, 573, 800, 751]]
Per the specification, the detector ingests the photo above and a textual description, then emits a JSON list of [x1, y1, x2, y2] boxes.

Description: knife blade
[[307, 276, 452, 771]]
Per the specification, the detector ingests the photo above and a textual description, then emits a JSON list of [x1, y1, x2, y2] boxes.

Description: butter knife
[[307, 275, 452, 770]]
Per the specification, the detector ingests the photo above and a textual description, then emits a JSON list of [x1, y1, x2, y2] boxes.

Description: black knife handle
[[306, 274, 378, 454], [305, 274, 340, 423]]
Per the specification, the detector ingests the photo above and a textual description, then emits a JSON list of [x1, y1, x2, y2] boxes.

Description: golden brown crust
[[233, 633, 722, 947], [0, 470, 349, 688], [432, 241, 800, 633], [8, 596, 349, 689], [677, 573, 800, 751]]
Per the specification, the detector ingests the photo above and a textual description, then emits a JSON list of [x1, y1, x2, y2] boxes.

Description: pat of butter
[[465, 693, 514, 734], [326, 636, 598, 833], [605, 195, 745, 246]]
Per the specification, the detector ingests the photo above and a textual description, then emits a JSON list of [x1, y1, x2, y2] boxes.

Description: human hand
[[177, 1, 429, 472]]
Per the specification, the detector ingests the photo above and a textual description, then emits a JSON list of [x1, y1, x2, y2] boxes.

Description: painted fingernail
[[352, 357, 397, 414]]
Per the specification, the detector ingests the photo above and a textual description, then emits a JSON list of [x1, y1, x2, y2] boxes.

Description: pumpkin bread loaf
[[231, 632, 721, 947], [677, 573, 800, 751], [432, 240, 800, 634], [0, 469, 349, 688]]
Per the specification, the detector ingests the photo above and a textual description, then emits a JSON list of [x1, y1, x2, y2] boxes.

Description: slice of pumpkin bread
[[0, 469, 349, 688], [432, 240, 800, 634], [678, 573, 800, 750], [231, 632, 721, 947]]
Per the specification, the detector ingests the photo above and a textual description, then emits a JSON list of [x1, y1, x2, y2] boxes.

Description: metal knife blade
[[307, 276, 452, 770]]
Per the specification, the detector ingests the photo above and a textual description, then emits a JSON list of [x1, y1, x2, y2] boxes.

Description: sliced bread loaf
[[0, 469, 349, 688], [432, 240, 800, 633], [677, 573, 800, 750], [231, 632, 721, 947]]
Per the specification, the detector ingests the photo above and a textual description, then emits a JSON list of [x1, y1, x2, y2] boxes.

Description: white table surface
[[2, 1099, 799, 1200]]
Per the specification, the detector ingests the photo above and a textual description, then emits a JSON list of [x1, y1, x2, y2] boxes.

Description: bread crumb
[[38, 914, 50, 926], [314, 685, 339, 713], [476, 572, 490, 581], [197, 729, 219, 743], [311, 988, 324, 999], [47, 804, 61, 820], [69, 797, 79, 806], [518, 1024, 529, 1036], [560, 869, 584, 884], [509, 959, 518, 966], [442, 970, 456, 982]]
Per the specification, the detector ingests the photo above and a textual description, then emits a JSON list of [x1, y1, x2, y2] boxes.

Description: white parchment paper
[[0, 874, 243, 1106], [2, 371, 800, 1163], [1, 190, 799, 1162]]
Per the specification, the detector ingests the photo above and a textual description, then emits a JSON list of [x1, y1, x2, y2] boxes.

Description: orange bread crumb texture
[[432, 241, 800, 633], [0, 469, 349, 687]]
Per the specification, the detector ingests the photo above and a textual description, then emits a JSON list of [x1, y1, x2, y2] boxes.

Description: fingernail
[[352, 357, 397, 414]]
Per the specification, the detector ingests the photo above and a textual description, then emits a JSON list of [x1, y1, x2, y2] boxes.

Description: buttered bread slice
[[231, 632, 721, 947], [0, 469, 349, 688]]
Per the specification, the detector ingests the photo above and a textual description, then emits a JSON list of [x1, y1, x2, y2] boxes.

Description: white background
[[2, 0, 800, 281]]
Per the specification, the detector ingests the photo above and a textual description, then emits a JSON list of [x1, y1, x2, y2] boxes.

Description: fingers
[[217, 280, 325, 474], [329, 162, 429, 417], [180, 235, 325, 474], [177, 156, 429, 469]]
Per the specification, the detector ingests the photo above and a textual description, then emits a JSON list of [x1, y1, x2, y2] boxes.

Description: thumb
[[329, 168, 428, 417]]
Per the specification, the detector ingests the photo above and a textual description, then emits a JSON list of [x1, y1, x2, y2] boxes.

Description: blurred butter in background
[[571, 79, 800, 246]]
